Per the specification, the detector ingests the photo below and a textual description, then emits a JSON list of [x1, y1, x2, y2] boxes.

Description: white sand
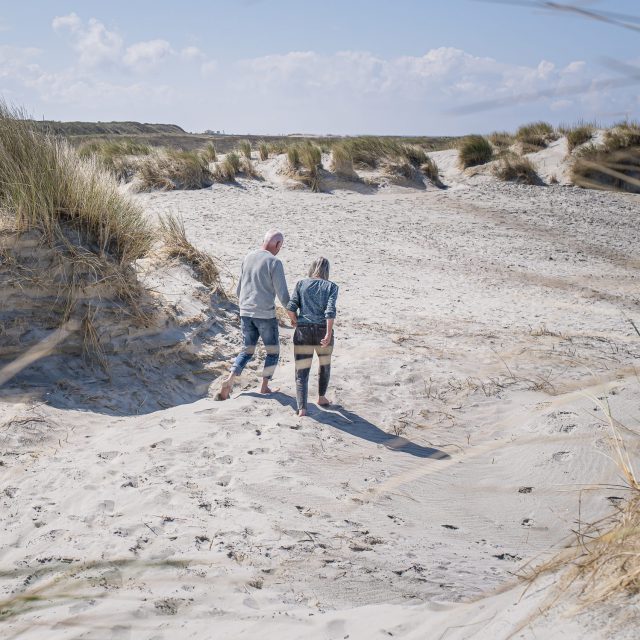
[[1, 148, 639, 638]]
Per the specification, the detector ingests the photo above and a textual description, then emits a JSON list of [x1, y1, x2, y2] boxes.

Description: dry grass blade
[[159, 214, 223, 292]]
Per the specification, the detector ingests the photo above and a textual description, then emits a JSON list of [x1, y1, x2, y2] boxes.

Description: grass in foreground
[[570, 122, 640, 193], [521, 400, 640, 621]]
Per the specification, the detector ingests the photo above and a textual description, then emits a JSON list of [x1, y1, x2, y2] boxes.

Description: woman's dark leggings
[[293, 323, 333, 411]]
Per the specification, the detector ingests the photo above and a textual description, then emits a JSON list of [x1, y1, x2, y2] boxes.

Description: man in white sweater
[[219, 229, 291, 400]]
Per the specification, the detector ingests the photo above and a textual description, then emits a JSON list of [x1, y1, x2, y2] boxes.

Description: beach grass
[[0, 102, 151, 264], [137, 149, 213, 191], [516, 121, 558, 153], [159, 214, 222, 291], [493, 154, 542, 184], [238, 139, 252, 160], [458, 135, 493, 168]]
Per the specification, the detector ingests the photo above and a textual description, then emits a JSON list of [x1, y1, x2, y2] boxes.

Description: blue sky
[[1, 1, 638, 134]]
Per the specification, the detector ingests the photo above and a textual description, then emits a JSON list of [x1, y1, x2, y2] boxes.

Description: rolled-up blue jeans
[[231, 316, 280, 379]]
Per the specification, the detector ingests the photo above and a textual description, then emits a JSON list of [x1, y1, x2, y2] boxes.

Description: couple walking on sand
[[219, 229, 338, 416]]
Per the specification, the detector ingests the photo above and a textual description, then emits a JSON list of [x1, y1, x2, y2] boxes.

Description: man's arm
[[272, 260, 290, 308]]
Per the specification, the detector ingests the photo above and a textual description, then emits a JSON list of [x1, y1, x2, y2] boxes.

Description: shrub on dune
[[258, 142, 269, 161], [492, 153, 542, 185], [0, 103, 151, 264], [458, 135, 493, 168], [516, 121, 558, 153]]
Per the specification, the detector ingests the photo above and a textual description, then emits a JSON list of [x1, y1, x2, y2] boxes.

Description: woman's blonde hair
[[308, 256, 330, 280]]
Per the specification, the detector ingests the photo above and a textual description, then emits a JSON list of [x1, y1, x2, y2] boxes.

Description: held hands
[[320, 333, 331, 347], [286, 310, 298, 328]]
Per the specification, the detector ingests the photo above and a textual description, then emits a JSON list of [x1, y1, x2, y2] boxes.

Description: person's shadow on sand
[[239, 391, 451, 460]]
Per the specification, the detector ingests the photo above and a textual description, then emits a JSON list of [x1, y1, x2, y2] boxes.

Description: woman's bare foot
[[218, 378, 234, 401], [317, 396, 331, 406], [298, 408, 307, 417], [259, 379, 280, 395]]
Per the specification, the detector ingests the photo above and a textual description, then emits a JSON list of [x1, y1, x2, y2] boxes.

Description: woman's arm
[[285, 281, 301, 327], [321, 318, 334, 347]]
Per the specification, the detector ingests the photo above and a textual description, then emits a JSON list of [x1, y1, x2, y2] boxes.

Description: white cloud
[[200, 60, 219, 76], [181, 46, 205, 60], [52, 13, 81, 33], [124, 39, 172, 71], [52, 14, 122, 67]]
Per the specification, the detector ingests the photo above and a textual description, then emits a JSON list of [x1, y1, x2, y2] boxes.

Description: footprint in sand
[[552, 451, 573, 462]]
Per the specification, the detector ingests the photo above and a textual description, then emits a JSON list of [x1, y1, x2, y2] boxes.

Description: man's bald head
[[262, 229, 284, 255]]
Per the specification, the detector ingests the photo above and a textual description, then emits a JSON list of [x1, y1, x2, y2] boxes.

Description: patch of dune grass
[[488, 131, 515, 150], [604, 120, 640, 150], [329, 142, 356, 178], [0, 102, 151, 264], [159, 214, 222, 291], [516, 121, 558, 153], [78, 138, 151, 182], [287, 146, 300, 171], [492, 153, 542, 185], [298, 142, 322, 192], [238, 139, 252, 160], [200, 142, 217, 163], [420, 156, 443, 186], [458, 135, 493, 168], [258, 142, 269, 161], [137, 149, 212, 191], [211, 152, 241, 182], [565, 123, 596, 153]]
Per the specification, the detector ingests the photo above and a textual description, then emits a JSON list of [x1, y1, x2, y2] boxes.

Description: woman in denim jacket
[[286, 257, 338, 416]]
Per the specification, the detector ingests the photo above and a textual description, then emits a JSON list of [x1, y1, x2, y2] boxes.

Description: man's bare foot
[[317, 396, 331, 406], [298, 408, 307, 417]]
